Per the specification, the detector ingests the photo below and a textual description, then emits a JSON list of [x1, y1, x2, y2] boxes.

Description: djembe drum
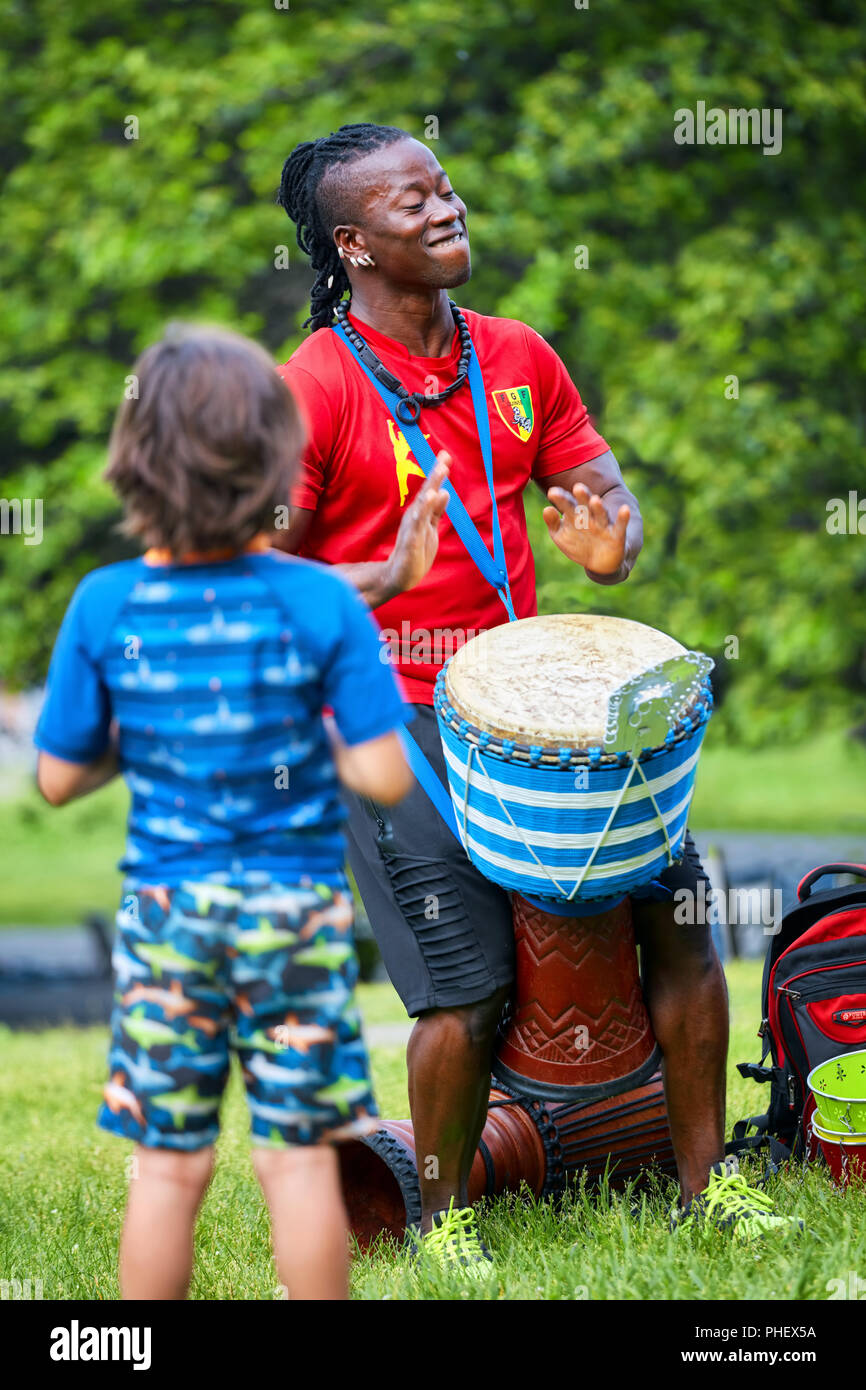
[[339, 615, 714, 1247]]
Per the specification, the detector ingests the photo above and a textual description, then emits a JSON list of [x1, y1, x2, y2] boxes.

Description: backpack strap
[[725, 1116, 792, 1179], [729, 1112, 769, 1144], [736, 1061, 775, 1085], [797, 862, 866, 901]]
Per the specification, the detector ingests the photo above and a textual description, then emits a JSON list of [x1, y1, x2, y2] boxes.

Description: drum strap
[[331, 320, 517, 621], [332, 317, 517, 847], [397, 726, 461, 840]]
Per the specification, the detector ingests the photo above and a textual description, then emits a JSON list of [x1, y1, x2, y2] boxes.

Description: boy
[[34, 324, 444, 1300]]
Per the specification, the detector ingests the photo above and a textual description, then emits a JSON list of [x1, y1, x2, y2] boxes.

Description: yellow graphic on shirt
[[389, 418, 429, 506]]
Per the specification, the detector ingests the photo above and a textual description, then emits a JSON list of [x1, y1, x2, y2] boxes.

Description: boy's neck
[[143, 535, 271, 567]]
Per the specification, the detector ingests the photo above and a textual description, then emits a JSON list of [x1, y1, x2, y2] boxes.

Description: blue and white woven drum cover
[[434, 615, 713, 903]]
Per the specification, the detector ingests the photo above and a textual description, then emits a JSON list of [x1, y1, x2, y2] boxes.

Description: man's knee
[[464, 983, 511, 1039], [636, 902, 722, 981], [415, 984, 511, 1048]]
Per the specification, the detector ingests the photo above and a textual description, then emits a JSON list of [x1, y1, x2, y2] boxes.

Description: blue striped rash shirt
[[35, 550, 409, 882]]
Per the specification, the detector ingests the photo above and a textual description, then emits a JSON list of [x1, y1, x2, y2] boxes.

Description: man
[[274, 122, 800, 1268]]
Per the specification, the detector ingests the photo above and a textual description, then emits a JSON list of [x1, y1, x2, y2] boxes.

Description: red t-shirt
[[278, 308, 608, 704]]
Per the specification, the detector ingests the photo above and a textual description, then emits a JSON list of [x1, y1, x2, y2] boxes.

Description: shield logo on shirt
[[492, 386, 534, 442]]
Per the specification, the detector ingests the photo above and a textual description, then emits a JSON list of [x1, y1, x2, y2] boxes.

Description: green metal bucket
[[807, 1050, 866, 1134], [813, 1113, 866, 1144]]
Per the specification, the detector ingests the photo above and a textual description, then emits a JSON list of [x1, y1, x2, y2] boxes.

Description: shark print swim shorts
[[98, 875, 379, 1150]]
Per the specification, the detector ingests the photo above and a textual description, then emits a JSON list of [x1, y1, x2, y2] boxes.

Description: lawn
[[1, 961, 865, 1301], [690, 726, 866, 836], [2, 723, 865, 928]]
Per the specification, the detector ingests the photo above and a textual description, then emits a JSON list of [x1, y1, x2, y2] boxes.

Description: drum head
[[444, 615, 687, 749]]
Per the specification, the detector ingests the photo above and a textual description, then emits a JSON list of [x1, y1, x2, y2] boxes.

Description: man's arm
[[273, 456, 451, 608], [273, 509, 406, 608], [534, 449, 643, 586]]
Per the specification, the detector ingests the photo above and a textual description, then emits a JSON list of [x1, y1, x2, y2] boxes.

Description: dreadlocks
[[277, 123, 409, 332]]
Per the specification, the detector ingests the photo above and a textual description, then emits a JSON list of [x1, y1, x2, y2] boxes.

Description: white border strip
[[458, 818, 689, 884], [442, 739, 701, 811], [449, 783, 695, 852]]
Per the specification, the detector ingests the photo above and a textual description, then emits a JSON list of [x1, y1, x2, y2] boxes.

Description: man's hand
[[384, 453, 451, 594], [542, 481, 630, 577]]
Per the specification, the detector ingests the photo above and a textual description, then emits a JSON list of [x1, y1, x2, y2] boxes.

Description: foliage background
[[1, 0, 865, 746]]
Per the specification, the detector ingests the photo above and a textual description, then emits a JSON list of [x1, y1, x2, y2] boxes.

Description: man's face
[[335, 138, 471, 289]]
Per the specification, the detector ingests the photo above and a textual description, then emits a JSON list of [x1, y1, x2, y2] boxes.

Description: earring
[[358, 254, 376, 268], [337, 247, 346, 260]]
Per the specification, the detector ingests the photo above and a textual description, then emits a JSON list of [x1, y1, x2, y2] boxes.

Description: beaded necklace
[[334, 298, 472, 426]]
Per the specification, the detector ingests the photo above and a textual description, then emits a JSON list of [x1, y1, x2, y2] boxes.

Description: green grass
[[1, 962, 865, 1301], [3, 725, 866, 928], [690, 726, 866, 835], [0, 778, 129, 926]]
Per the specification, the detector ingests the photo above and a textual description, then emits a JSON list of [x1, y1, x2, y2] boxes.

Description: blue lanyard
[[331, 319, 516, 621]]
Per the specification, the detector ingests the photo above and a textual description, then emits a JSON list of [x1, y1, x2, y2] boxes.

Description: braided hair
[[277, 123, 409, 331]]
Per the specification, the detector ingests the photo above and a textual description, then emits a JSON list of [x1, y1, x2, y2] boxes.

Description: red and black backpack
[[728, 862, 866, 1167]]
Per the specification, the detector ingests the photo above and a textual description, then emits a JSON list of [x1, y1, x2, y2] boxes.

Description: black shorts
[[343, 704, 710, 1017]]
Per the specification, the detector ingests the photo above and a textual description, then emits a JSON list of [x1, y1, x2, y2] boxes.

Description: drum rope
[[631, 757, 675, 868], [465, 743, 569, 898], [552, 1098, 667, 1143], [568, 754, 674, 892], [561, 1139, 676, 1172], [561, 1123, 672, 1159], [463, 744, 675, 898], [553, 1089, 665, 1128], [568, 758, 640, 897]]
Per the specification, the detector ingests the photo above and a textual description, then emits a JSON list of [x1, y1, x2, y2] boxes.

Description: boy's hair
[[105, 323, 304, 556]]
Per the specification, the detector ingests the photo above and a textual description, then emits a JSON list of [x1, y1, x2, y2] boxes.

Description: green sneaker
[[408, 1199, 495, 1278], [671, 1156, 805, 1240]]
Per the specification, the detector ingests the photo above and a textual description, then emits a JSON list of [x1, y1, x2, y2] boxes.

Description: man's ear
[[333, 226, 368, 265]]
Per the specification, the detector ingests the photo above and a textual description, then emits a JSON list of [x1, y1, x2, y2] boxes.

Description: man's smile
[[427, 227, 467, 249]]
